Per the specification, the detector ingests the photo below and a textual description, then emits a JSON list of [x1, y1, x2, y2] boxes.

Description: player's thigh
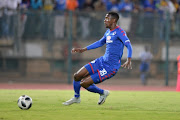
[[84, 59, 101, 75], [80, 75, 94, 88], [74, 66, 89, 81], [91, 68, 118, 84]]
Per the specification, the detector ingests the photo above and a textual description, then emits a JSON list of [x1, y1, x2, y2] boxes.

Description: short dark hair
[[108, 11, 119, 22]]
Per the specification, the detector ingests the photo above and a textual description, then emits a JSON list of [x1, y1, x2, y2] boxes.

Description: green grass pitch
[[0, 90, 180, 120]]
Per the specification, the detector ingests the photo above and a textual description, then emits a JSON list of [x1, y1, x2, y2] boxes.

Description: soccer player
[[63, 11, 132, 105], [139, 46, 153, 85]]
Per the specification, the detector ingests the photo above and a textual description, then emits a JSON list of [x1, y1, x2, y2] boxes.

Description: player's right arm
[[71, 47, 87, 53], [72, 35, 106, 53], [86, 36, 106, 50]]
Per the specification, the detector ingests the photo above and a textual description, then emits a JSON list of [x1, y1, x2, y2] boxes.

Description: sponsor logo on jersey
[[106, 36, 113, 43]]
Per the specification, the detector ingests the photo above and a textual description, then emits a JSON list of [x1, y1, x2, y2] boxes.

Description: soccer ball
[[17, 95, 32, 110]]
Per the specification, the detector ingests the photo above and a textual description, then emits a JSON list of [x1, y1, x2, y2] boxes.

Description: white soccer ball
[[17, 95, 32, 110]]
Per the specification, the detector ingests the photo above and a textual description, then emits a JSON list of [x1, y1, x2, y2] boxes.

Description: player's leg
[[80, 74, 110, 105], [80, 75, 104, 94], [63, 66, 89, 105], [90, 68, 118, 105], [140, 72, 145, 85], [73, 66, 89, 98]]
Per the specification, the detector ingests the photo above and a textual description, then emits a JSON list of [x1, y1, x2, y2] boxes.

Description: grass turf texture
[[0, 90, 180, 120]]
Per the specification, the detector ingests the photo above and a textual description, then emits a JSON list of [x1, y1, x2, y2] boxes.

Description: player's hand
[[121, 58, 132, 69], [71, 48, 87, 53]]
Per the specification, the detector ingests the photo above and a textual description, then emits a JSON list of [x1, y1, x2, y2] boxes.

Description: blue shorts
[[84, 58, 118, 84], [140, 62, 149, 72]]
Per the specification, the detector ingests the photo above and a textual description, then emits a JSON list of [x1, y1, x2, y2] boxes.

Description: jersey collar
[[110, 26, 119, 32]]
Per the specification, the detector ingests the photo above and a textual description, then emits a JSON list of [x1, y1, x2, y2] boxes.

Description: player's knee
[[74, 73, 81, 81], [80, 80, 91, 88], [80, 81, 87, 88]]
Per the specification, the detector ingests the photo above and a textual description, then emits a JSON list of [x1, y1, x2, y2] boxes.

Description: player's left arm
[[121, 42, 132, 69], [117, 30, 132, 69]]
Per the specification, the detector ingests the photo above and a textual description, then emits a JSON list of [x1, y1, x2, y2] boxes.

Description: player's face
[[104, 14, 113, 28]]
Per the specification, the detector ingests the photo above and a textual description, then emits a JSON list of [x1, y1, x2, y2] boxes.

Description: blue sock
[[73, 80, 81, 98], [86, 84, 104, 94]]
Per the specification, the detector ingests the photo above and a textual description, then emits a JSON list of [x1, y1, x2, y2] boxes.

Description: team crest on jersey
[[91, 60, 96, 63], [112, 31, 116, 35], [106, 36, 113, 43]]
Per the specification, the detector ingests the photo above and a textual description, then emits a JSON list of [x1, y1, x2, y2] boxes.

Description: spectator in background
[[0, 0, 6, 16], [66, 0, 79, 39], [118, 0, 133, 33], [94, 0, 106, 11], [169, 0, 177, 32], [19, 0, 30, 38], [54, 0, 66, 10], [158, 0, 176, 39], [105, 0, 120, 12], [179, 0, 180, 12], [42, 0, 55, 39], [20, 0, 30, 9], [171, 0, 180, 34], [29, 0, 43, 37], [43, 0, 54, 11], [132, 0, 141, 13], [171, 0, 179, 13], [93, 0, 106, 36], [158, 0, 170, 12], [139, 46, 153, 86], [66, 0, 78, 11], [137, 0, 157, 38], [82, 0, 94, 11], [0, 0, 6, 38], [54, 0, 66, 39], [158, 0, 170, 40], [119, 0, 134, 12], [2, 0, 21, 40], [158, 0, 176, 19], [143, 0, 156, 14], [78, 0, 85, 9], [79, 0, 94, 38], [30, 0, 42, 10]]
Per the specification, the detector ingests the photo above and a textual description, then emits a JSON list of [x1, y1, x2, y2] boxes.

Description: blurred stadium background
[[0, 0, 179, 87]]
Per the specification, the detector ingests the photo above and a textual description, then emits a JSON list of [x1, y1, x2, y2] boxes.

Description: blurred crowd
[[0, 0, 180, 14], [0, 0, 180, 40]]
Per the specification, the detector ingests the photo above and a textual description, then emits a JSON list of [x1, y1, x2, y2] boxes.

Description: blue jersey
[[86, 26, 132, 70]]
